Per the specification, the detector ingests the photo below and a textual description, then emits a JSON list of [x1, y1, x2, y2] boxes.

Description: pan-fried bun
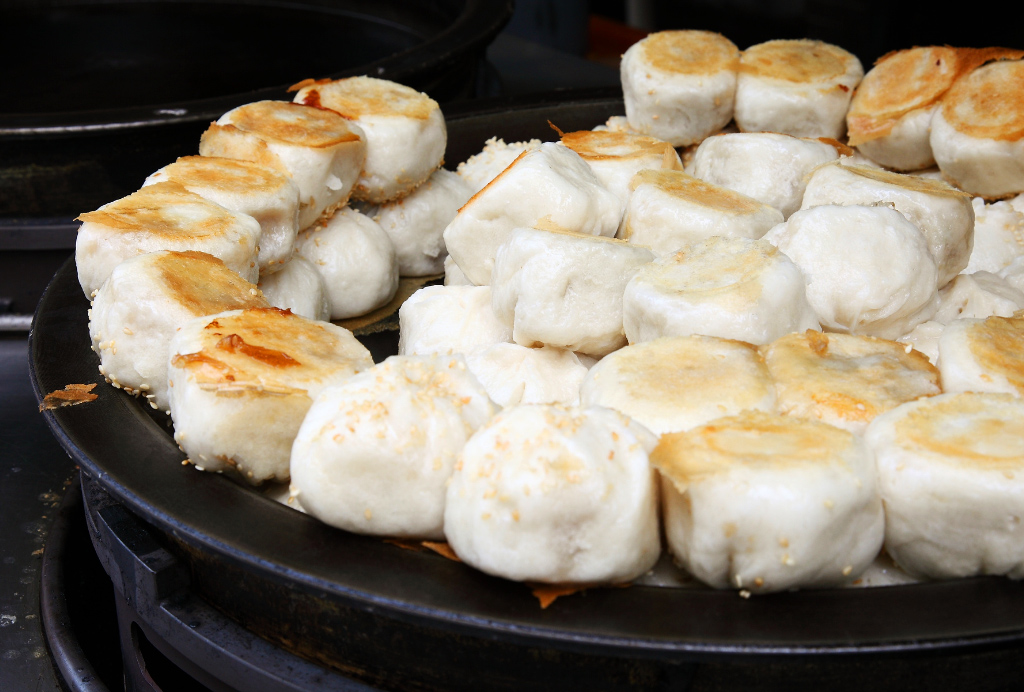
[[443, 142, 622, 286], [765, 204, 938, 339], [167, 308, 372, 485], [455, 137, 542, 195], [938, 312, 1024, 396], [800, 162, 974, 287], [620, 30, 740, 146], [691, 132, 843, 218], [144, 156, 300, 274], [444, 404, 660, 584], [89, 250, 268, 411], [654, 411, 884, 593], [931, 59, 1024, 198], [199, 101, 366, 229], [290, 355, 497, 539], [622, 237, 818, 346], [735, 39, 862, 139], [398, 285, 511, 357], [294, 208, 398, 320], [257, 256, 331, 321], [491, 227, 655, 357], [465, 343, 588, 408], [580, 336, 777, 435], [361, 169, 473, 276], [966, 197, 1024, 274], [621, 170, 783, 255], [865, 392, 1024, 579], [292, 76, 446, 204], [847, 46, 964, 170], [762, 330, 940, 434], [76, 181, 261, 297], [560, 129, 682, 212]]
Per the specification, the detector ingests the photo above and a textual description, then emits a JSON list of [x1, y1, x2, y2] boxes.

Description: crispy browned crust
[[942, 57, 1024, 141], [816, 137, 854, 157], [224, 101, 363, 148], [965, 313, 1024, 393], [77, 182, 246, 238], [154, 251, 267, 316], [39, 383, 98, 411], [294, 76, 437, 120], [158, 156, 291, 195], [560, 129, 680, 165], [848, 46, 1024, 145], [640, 30, 739, 75], [455, 149, 529, 215], [836, 163, 971, 198], [629, 169, 765, 213], [739, 39, 856, 83]]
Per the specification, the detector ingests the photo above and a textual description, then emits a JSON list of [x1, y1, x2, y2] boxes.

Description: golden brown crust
[[224, 101, 363, 148], [456, 149, 528, 214], [942, 58, 1024, 141], [629, 169, 764, 213], [640, 30, 739, 76], [154, 251, 267, 316], [739, 39, 855, 83], [157, 156, 292, 195], [652, 410, 856, 490], [295, 76, 437, 120], [895, 392, 1024, 468], [172, 308, 369, 392], [560, 130, 681, 166], [836, 163, 971, 198], [77, 182, 245, 238], [762, 330, 939, 428], [966, 313, 1024, 393]]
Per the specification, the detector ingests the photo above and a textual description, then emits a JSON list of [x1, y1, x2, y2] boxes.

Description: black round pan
[[29, 92, 1024, 688]]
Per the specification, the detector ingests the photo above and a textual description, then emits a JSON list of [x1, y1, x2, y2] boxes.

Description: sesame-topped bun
[[762, 330, 940, 434], [89, 250, 268, 411], [800, 162, 974, 287], [620, 30, 740, 146], [621, 170, 783, 255], [690, 132, 844, 218], [167, 307, 372, 484], [491, 226, 655, 357], [444, 404, 661, 584], [257, 256, 331, 322], [735, 39, 863, 139], [290, 354, 497, 539], [932, 58, 1024, 198], [144, 156, 300, 274], [580, 336, 777, 435], [560, 129, 683, 211], [199, 100, 366, 229], [291, 76, 446, 204], [938, 311, 1024, 396], [621, 236, 818, 346], [653, 411, 884, 593], [764, 204, 938, 339], [865, 392, 1024, 579], [845, 47, 1022, 171], [443, 142, 623, 286], [76, 181, 261, 297]]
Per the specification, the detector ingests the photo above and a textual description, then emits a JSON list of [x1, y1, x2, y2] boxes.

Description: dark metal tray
[[28, 93, 1024, 685]]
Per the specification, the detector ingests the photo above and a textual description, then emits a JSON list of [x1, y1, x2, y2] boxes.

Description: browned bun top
[[639, 30, 740, 75], [942, 57, 1024, 141], [225, 101, 363, 148], [158, 156, 292, 195], [629, 169, 765, 214], [560, 130, 681, 166], [77, 182, 245, 238], [847, 46, 1024, 145], [292, 76, 438, 120], [152, 251, 267, 316], [740, 39, 857, 83]]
